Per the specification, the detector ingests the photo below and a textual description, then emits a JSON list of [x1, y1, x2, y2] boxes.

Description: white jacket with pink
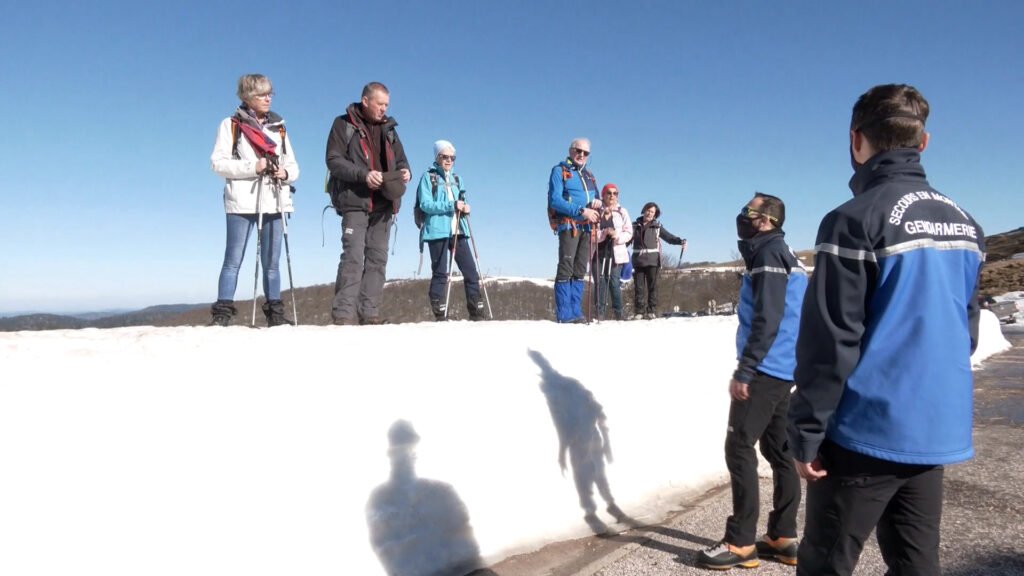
[[596, 206, 633, 264]]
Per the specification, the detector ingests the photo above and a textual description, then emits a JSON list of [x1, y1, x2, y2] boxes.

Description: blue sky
[[2, 1, 1021, 313]]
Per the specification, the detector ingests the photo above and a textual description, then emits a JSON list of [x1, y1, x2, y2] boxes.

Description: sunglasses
[[741, 207, 778, 223], [572, 148, 591, 157], [438, 154, 456, 162], [604, 190, 619, 196]]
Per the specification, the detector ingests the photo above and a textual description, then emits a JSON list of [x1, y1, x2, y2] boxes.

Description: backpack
[[414, 172, 462, 229], [548, 165, 596, 234]]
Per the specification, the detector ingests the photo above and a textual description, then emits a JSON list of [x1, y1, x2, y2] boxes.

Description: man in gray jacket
[[326, 82, 410, 325]]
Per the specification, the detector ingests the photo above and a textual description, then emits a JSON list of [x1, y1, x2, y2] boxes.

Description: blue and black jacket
[[417, 164, 469, 243], [548, 160, 598, 234], [734, 230, 807, 384], [788, 149, 985, 466]]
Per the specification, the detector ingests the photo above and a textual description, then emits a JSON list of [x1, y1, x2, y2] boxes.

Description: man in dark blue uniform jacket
[[788, 84, 985, 575], [697, 193, 807, 570]]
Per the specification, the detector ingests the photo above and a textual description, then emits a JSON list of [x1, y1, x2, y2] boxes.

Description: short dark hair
[[362, 82, 389, 99], [755, 192, 785, 229], [851, 84, 929, 151]]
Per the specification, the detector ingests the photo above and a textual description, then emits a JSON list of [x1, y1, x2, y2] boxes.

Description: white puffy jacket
[[210, 116, 300, 214]]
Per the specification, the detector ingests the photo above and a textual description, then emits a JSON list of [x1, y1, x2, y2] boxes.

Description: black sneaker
[[695, 541, 759, 570], [755, 536, 798, 566]]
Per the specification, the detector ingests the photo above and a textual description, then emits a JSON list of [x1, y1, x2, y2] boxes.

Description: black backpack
[[414, 172, 461, 229]]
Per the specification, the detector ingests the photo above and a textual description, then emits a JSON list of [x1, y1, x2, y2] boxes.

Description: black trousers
[[797, 441, 944, 576], [633, 265, 659, 313], [724, 371, 800, 545], [556, 229, 591, 282]]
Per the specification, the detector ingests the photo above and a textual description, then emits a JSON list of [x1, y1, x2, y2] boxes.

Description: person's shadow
[[365, 420, 496, 576], [528, 349, 638, 535]]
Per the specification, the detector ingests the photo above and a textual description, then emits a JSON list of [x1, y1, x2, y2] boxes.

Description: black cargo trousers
[[724, 371, 800, 546], [797, 440, 944, 576]]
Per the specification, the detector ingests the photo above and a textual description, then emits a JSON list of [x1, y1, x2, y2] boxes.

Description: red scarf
[[232, 118, 278, 157]]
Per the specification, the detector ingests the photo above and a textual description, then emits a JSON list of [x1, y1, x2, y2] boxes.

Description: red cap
[[601, 183, 619, 195]]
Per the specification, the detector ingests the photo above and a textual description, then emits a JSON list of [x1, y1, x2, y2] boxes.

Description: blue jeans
[[216, 213, 283, 301]]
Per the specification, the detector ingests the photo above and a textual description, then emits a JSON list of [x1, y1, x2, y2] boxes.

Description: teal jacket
[[417, 164, 469, 243]]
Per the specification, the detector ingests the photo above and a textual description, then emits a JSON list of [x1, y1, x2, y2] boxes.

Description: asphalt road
[[491, 329, 1024, 576]]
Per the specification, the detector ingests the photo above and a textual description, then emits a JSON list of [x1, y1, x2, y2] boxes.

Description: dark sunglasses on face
[[438, 154, 456, 162], [572, 148, 590, 157], [741, 207, 778, 223], [604, 190, 619, 196]]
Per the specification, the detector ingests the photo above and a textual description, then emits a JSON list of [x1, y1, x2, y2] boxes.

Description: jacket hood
[[849, 148, 928, 197]]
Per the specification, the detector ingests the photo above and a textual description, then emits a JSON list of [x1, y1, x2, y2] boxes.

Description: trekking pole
[[443, 211, 462, 320], [251, 171, 266, 327], [462, 211, 492, 319], [599, 254, 612, 321], [277, 179, 298, 325], [585, 226, 598, 323], [669, 240, 688, 315]]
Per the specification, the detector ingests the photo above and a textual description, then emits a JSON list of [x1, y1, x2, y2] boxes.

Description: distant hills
[[980, 227, 1024, 297], [0, 304, 209, 332], [3, 228, 1021, 332]]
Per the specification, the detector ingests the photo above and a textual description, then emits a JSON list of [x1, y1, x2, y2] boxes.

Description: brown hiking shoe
[[695, 541, 758, 570], [755, 535, 798, 565]]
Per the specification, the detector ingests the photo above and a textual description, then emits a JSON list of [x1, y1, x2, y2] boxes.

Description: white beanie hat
[[433, 139, 455, 158]]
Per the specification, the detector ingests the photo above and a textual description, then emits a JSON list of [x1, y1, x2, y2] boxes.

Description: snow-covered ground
[[0, 305, 1014, 576]]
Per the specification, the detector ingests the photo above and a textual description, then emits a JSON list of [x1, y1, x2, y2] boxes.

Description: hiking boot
[[209, 300, 237, 327], [633, 313, 644, 320], [755, 535, 798, 566], [360, 316, 385, 325], [468, 300, 488, 321], [695, 541, 759, 570], [208, 314, 231, 327], [431, 299, 448, 322], [332, 317, 359, 326], [262, 300, 294, 327], [644, 312, 657, 320]]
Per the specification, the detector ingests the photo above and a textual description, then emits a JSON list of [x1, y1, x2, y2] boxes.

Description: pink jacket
[[596, 206, 633, 264]]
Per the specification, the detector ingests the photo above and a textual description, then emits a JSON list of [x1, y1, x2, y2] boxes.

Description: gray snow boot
[[209, 300, 237, 327], [262, 300, 294, 327]]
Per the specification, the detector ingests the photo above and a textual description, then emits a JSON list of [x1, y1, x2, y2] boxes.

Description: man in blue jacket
[[548, 138, 601, 323], [789, 84, 985, 575], [697, 193, 806, 570]]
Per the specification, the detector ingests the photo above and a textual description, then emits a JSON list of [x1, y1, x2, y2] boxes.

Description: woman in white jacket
[[209, 74, 299, 327], [595, 184, 632, 320]]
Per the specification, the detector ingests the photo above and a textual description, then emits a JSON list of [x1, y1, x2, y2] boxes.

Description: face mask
[[736, 212, 759, 240]]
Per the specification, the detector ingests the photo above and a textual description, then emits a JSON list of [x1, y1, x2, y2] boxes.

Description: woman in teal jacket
[[417, 140, 484, 321]]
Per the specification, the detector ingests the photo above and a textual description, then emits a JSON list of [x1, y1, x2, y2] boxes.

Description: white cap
[[433, 139, 455, 158]]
